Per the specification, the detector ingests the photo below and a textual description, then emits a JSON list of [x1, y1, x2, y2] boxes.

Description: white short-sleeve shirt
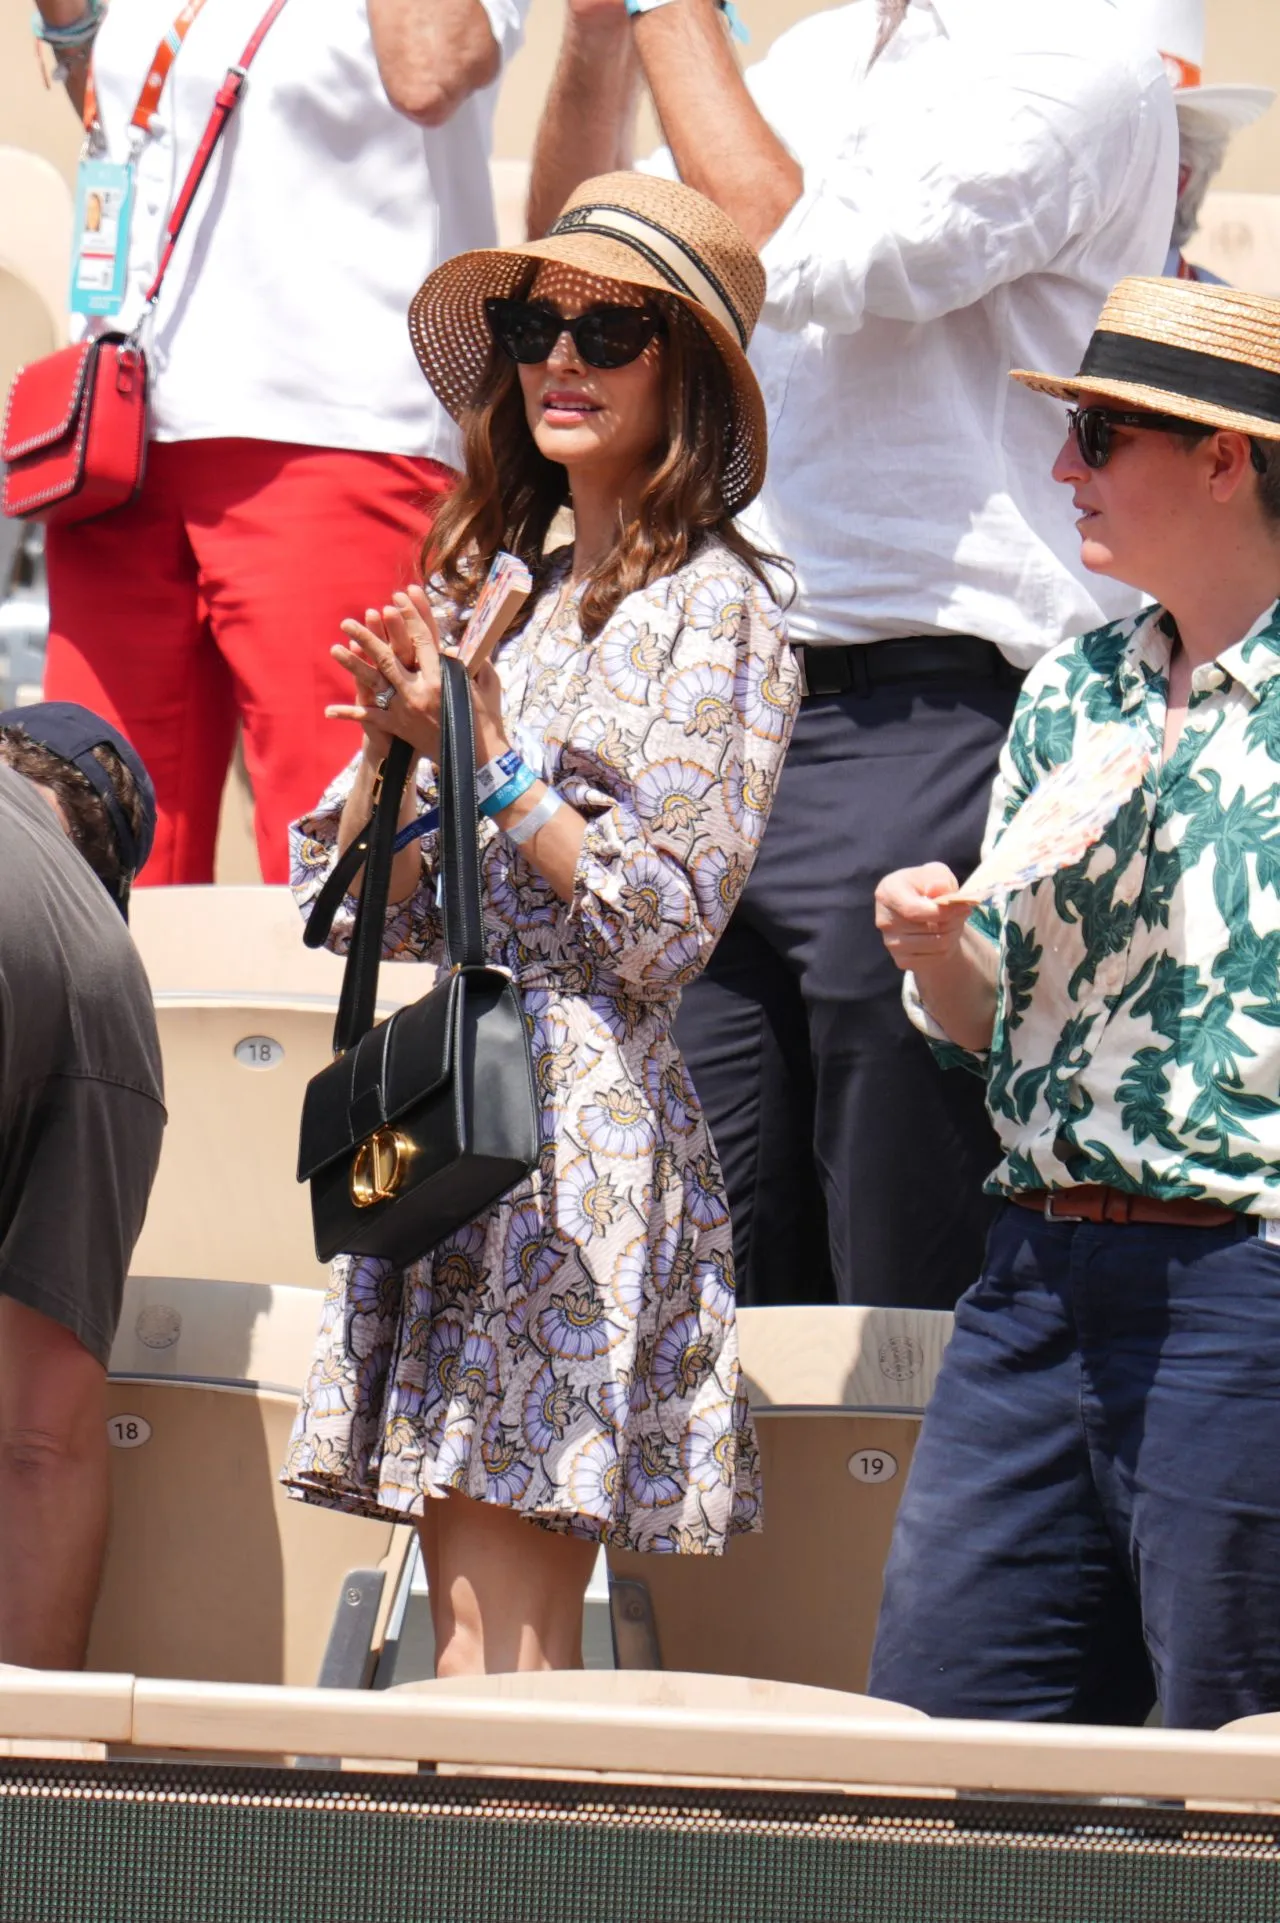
[[77, 0, 527, 461]]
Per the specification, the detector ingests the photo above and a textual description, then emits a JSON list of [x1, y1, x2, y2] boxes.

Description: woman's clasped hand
[[330, 586, 510, 768]]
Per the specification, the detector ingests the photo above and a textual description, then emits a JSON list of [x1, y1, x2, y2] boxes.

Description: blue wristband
[[476, 747, 523, 805], [391, 761, 535, 851], [392, 808, 439, 853], [480, 762, 539, 819], [32, 0, 102, 45], [623, 0, 746, 37]]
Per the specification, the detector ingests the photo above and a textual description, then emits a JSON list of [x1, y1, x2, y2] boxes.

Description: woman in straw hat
[[283, 173, 798, 1676], [869, 276, 1280, 1727]]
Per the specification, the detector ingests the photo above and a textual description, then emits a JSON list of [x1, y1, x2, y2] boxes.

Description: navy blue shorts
[[868, 1201, 1280, 1730]]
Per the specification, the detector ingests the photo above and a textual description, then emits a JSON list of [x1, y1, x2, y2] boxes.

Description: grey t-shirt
[[0, 764, 165, 1363]]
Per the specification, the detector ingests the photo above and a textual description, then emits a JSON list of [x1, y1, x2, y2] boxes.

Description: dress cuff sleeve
[[901, 972, 990, 1077], [758, 185, 869, 334]]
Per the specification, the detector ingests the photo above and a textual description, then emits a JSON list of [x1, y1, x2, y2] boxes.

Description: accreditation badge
[[68, 157, 135, 318]]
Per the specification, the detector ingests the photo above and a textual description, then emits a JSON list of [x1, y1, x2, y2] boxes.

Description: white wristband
[[503, 787, 564, 847]]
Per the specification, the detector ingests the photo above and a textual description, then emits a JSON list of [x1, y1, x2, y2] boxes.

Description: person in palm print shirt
[[869, 276, 1280, 1730]]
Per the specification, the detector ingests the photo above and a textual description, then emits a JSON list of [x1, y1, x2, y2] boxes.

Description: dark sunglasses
[[484, 297, 664, 370], [1068, 403, 1268, 474]]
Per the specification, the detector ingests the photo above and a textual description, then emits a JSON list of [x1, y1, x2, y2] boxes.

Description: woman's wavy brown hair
[[421, 288, 786, 640]]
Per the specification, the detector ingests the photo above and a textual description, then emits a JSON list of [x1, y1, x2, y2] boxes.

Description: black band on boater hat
[[1081, 329, 1280, 424]]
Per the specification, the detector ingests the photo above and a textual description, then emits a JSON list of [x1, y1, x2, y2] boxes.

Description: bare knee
[[0, 1421, 100, 1481]]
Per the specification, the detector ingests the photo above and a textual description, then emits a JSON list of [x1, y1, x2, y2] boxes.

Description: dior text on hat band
[[547, 202, 748, 350]]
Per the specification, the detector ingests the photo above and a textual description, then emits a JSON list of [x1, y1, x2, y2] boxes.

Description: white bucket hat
[[1126, 0, 1274, 134]]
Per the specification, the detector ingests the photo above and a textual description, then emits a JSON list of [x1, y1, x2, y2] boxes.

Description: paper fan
[[945, 722, 1151, 906]]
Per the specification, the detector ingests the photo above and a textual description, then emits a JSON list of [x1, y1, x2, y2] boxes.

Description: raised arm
[[755, 40, 1174, 336], [368, 0, 504, 127], [527, 0, 800, 249], [629, 0, 800, 250], [527, 7, 640, 237], [32, 0, 95, 117]]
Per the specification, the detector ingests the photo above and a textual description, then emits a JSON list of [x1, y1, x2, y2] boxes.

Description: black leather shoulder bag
[[297, 654, 540, 1267]]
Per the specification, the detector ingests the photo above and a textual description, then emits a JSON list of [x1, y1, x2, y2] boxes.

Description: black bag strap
[[327, 735, 412, 1056], [437, 653, 486, 972], [307, 656, 485, 1054]]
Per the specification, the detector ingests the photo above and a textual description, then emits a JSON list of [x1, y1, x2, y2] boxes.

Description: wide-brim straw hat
[[1011, 276, 1280, 442], [408, 172, 768, 516]]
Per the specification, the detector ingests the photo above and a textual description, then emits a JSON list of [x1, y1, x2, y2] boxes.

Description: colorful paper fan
[[946, 722, 1152, 906]]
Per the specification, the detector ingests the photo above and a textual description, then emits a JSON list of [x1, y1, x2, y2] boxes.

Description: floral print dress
[[282, 541, 798, 1553]]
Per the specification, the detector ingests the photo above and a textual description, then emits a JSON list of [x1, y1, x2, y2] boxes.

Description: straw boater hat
[[1012, 276, 1280, 443], [1130, 0, 1274, 134], [408, 172, 768, 516]]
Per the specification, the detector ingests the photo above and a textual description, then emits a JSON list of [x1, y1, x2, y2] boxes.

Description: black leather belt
[[796, 635, 1023, 699]]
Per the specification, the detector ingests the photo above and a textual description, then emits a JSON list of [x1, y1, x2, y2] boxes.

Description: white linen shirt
[[650, 0, 1177, 663], [77, 0, 527, 460]]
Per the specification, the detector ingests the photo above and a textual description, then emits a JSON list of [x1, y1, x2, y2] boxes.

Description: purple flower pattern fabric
[[282, 543, 798, 1552]]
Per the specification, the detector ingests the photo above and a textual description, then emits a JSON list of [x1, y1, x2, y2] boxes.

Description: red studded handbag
[[1, 0, 288, 527], [1, 336, 148, 526]]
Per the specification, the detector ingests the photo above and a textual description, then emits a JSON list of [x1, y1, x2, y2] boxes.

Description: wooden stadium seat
[[1220, 1711, 1280, 1734], [129, 887, 421, 1288], [607, 1305, 952, 1696], [88, 1273, 413, 1689], [129, 885, 426, 1004], [0, 147, 72, 396], [132, 999, 359, 1288], [390, 1667, 926, 1718]]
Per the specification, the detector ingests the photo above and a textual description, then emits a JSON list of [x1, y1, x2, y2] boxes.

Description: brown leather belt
[[1010, 1186, 1240, 1228]]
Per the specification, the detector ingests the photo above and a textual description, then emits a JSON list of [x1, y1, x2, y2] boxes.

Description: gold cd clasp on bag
[[350, 1127, 415, 1207]]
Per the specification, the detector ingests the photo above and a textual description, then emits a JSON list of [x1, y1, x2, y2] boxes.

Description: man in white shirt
[[530, 0, 1177, 1311]]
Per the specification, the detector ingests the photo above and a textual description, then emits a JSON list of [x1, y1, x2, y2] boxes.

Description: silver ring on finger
[[372, 683, 396, 711]]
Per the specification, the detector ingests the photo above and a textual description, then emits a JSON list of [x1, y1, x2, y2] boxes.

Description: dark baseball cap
[[0, 702, 157, 916]]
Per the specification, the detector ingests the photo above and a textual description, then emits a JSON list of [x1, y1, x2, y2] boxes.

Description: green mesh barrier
[[2, 1761, 1279, 1922]]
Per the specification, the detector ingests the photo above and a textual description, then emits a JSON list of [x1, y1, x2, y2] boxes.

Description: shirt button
[[1193, 665, 1227, 693]]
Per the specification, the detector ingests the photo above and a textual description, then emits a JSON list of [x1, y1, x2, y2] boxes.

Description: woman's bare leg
[[417, 1491, 597, 1677]]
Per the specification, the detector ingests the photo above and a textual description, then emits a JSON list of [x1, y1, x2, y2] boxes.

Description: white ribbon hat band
[[548, 203, 747, 348]]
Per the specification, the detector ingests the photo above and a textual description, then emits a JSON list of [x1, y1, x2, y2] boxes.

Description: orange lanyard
[[83, 0, 213, 140]]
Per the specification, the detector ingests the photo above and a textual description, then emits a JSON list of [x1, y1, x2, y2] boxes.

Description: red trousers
[[45, 438, 452, 884]]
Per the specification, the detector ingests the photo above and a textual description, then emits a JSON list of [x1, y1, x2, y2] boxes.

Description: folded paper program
[[944, 722, 1152, 906], [457, 551, 534, 670]]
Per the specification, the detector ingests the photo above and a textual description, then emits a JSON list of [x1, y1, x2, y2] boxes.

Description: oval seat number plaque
[[848, 1449, 899, 1484], [108, 1415, 152, 1449], [234, 1035, 284, 1070]]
